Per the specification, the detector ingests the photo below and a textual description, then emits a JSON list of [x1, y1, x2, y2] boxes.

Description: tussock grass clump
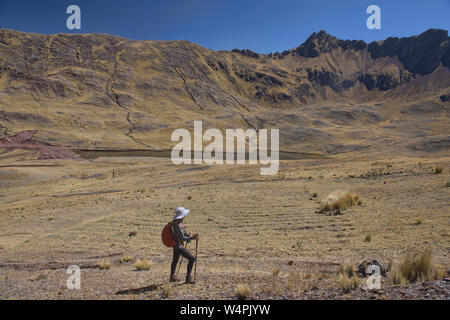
[[388, 249, 444, 285], [397, 249, 443, 283], [135, 259, 152, 271], [337, 273, 360, 292], [160, 285, 172, 299], [337, 262, 355, 278], [271, 268, 280, 276], [319, 190, 362, 215], [434, 166, 443, 174], [364, 232, 372, 242], [336, 262, 360, 292], [235, 284, 251, 300], [388, 265, 407, 286], [98, 260, 112, 270], [120, 256, 133, 263], [30, 274, 47, 281]]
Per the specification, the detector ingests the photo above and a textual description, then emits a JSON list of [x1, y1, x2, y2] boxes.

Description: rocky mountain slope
[[0, 28, 449, 156]]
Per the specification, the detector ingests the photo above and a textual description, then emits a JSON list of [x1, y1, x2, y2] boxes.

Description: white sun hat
[[173, 207, 190, 220]]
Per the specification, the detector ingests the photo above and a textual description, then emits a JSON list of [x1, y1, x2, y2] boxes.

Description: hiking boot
[[185, 276, 194, 284]]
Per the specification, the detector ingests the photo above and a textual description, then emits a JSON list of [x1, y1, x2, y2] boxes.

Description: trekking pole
[[194, 238, 198, 282]]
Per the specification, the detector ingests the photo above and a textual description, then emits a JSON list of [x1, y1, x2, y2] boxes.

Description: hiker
[[170, 207, 199, 284]]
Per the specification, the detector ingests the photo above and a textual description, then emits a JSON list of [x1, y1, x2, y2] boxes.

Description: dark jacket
[[172, 222, 192, 248]]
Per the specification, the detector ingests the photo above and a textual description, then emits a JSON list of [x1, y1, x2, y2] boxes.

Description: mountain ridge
[[0, 28, 448, 157]]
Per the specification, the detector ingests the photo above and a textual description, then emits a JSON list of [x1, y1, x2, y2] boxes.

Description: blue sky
[[0, 0, 448, 53]]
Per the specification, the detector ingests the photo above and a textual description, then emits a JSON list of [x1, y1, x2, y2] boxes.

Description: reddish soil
[[0, 131, 79, 160]]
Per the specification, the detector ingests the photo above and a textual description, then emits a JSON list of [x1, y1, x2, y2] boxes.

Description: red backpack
[[161, 221, 176, 247]]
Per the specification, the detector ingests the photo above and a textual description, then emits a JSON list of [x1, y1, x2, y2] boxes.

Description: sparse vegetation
[[434, 166, 443, 174], [388, 265, 407, 286], [319, 190, 362, 215], [337, 262, 355, 278], [30, 274, 47, 281], [337, 273, 360, 293], [135, 259, 152, 271], [2, 144, 449, 299], [414, 217, 423, 225], [271, 268, 280, 276], [160, 285, 172, 299], [235, 284, 251, 300], [120, 256, 133, 263], [98, 260, 112, 270], [389, 249, 445, 284], [364, 232, 371, 242]]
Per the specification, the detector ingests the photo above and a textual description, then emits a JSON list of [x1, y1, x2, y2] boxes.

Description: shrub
[[364, 232, 371, 242], [98, 260, 112, 270], [135, 259, 152, 271], [235, 284, 251, 300], [319, 190, 362, 215]]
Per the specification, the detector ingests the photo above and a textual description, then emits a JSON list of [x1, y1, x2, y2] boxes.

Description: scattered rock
[[357, 260, 385, 277]]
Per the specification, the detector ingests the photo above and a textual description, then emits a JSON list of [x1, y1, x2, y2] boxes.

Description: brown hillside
[[0, 28, 449, 156]]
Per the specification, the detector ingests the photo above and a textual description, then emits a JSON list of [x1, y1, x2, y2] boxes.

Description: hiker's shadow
[[115, 283, 164, 295]]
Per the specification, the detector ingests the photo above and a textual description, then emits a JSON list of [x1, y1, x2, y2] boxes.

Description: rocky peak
[[295, 30, 340, 58], [368, 28, 449, 75]]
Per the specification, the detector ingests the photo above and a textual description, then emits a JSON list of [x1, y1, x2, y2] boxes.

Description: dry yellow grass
[[434, 167, 443, 174], [120, 256, 133, 263], [319, 190, 362, 215], [160, 285, 172, 299], [0, 152, 449, 299], [135, 260, 152, 271], [388, 265, 407, 286], [337, 262, 355, 278], [397, 249, 444, 283], [336, 261, 360, 292], [98, 260, 112, 270], [337, 273, 360, 293], [271, 268, 280, 276], [388, 249, 445, 285], [235, 284, 251, 300]]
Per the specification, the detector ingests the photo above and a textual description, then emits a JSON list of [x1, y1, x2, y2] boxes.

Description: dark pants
[[171, 245, 195, 278]]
